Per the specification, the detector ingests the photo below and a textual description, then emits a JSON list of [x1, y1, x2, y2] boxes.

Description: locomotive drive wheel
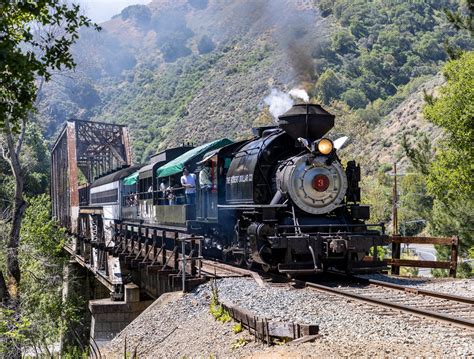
[[245, 256, 255, 269], [233, 253, 244, 267], [232, 253, 254, 269]]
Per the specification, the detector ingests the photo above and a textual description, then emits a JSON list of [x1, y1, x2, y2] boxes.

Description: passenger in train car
[[180, 168, 196, 205], [166, 179, 178, 205], [199, 160, 212, 217], [159, 179, 168, 205], [199, 161, 212, 189]]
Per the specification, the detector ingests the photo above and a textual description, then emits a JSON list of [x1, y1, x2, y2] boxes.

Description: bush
[[197, 35, 215, 54], [161, 41, 192, 62], [314, 69, 343, 104], [341, 88, 368, 108]]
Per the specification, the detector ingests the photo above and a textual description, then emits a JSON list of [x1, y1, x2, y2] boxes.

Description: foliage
[[401, 133, 432, 175], [232, 322, 242, 334], [1, 195, 84, 355], [428, 198, 473, 255], [419, 51, 473, 260], [99, 52, 224, 161], [197, 35, 215, 54], [313, 0, 473, 120], [230, 338, 249, 349], [274, 337, 291, 346], [209, 280, 232, 323], [432, 261, 472, 278], [360, 174, 391, 225], [369, 246, 387, 260], [444, 0, 474, 34], [399, 253, 420, 277], [0, 0, 98, 132], [398, 172, 433, 236], [0, 124, 50, 205], [341, 89, 368, 108], [31, 0, 473, 164], [314, 69, 342, 104], [423, 52, 473, 201]]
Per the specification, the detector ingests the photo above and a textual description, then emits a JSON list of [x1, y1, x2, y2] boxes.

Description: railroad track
[[199, 260, 474, 330], [180, 253, 474, 331], [299, 276, 474, 330]]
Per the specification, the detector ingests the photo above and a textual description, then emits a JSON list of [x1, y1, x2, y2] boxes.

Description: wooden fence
[[389, 236, 460, 277]]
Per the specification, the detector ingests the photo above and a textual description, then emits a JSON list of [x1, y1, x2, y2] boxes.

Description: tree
[[0, 2, 97, 357], [444, 0, 474, 59], [341, 88, 368, 108], [314, 69, 343, 104], [423, 51, 473, 262], [0, 195, 80, 355], [197, 35, 215, 54], [331, 29, 357, 55], [444, 0, 474, 34], [423, 51, 473, 201]]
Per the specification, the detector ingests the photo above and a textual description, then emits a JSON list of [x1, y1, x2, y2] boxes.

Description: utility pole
[[392, 162, 398, 236], [391, 162, 401, 275]]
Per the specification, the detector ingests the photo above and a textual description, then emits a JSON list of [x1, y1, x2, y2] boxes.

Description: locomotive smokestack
[[278, 103, 335, 142]]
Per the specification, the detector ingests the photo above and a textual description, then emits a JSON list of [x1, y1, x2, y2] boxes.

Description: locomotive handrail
[[270, 232, 385, 237], [276, 223, 385, 228], [217, 204, 287, 208]]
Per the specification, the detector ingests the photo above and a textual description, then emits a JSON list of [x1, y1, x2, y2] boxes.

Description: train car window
[[90, 188, 118, 204]]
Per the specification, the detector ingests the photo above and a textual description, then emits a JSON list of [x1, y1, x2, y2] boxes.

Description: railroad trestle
[[67, 217, 207, 302]]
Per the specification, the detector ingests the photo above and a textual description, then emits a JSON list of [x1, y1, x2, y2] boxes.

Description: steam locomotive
[[84, 103, 389, 274]]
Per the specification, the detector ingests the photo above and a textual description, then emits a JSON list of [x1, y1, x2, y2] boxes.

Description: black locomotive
[[193, 103, 388, 273], [83, 103, 389, 274]]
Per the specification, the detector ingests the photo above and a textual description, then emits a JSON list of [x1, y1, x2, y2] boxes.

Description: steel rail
[[298, 280, 474, 330], [354, 277, 474, 305]]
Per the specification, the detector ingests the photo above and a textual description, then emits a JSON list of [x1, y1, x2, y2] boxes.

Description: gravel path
[[101, 277, 474, 358]]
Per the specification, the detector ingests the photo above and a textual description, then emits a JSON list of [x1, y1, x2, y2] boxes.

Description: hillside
[[344, 75, 445, 173], [37, 0, 472, 165]]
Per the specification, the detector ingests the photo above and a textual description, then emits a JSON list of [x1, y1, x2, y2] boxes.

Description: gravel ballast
[[102, 277, 474, 358]]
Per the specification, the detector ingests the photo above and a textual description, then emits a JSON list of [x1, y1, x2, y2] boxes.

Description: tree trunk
[[0, 270, 9, 304], [1, 117, 26, 359], [3, 118, 26, 300], [7, 185, 26, 298]]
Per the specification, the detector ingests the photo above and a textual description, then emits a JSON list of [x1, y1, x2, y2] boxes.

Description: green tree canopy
[[0, 0, 98, 132], [423, 51, 473, 200]]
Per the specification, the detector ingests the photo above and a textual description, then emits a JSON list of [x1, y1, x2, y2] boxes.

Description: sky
[[76, 0, 151, 23]]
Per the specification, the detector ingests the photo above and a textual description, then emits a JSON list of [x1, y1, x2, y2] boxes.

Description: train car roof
[[156, 138, 233, 178], [90, 165, 141, 188]]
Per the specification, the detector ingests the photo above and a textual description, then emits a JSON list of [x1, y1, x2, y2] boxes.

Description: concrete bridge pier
[[89, 284, 153, 348]]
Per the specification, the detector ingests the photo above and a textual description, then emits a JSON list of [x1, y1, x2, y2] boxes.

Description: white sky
[[76, 0, 151, 23]]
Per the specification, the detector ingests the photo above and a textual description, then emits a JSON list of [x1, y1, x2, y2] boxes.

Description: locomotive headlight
[[317, 138, 333, 155]]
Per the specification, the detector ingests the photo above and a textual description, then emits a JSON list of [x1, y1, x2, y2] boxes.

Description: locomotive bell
[[278, 104, 335, 142]]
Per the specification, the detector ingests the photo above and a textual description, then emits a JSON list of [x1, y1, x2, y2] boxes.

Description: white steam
[[288, 88, 309, 102], [264, 87, 310, 120], [264, 89, 293, 120]]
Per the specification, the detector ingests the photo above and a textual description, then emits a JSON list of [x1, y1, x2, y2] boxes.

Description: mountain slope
[[37, 0, 471, 165]]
